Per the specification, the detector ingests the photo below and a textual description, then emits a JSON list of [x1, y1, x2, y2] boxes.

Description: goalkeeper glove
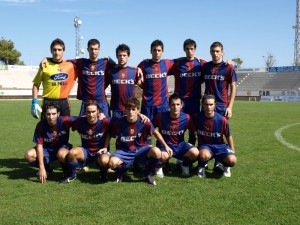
[[31, 98, 42, 119]]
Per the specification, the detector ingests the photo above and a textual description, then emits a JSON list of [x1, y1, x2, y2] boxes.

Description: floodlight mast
[[294, 0, 300, 66], [74, 16, 84, 59]]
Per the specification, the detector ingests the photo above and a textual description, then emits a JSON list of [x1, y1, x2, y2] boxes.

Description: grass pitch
[[0, 100, 299, 225]]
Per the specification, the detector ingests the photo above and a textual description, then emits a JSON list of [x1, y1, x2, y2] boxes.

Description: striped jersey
[[110, 117, 155, 151], [192, 111, 230, 146], [72, 117, 110, 153], [33, 116, 74, 150], [202, 61, 237, 106], [138, 59, 174, 106]]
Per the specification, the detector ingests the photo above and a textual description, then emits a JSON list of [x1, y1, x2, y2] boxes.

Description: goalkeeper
[[31, 38, 77, 119]]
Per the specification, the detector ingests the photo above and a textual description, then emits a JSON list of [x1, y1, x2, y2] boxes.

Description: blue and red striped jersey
[[71, 58, 113, 102], [72, 117, 110, 153], [192, 111, 230, 146], [202, 61, 237, 106], [110, 117, 155, 151], [153, 111, 193, 147], [138, 59, 174, 106], [33, 116, 74, 150], [106, 65, 139, 111], [172, 58, 206, 99]]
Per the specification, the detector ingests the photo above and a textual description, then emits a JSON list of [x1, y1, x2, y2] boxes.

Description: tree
[[262, 53, 276, 68], [232, 57, 243, 69], [0, 37, 24, 65]]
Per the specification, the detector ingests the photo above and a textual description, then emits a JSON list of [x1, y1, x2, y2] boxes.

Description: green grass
[[0, 100, 299, 225]]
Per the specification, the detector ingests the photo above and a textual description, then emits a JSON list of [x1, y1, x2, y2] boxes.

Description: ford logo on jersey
[[50, 73, 69, 81]]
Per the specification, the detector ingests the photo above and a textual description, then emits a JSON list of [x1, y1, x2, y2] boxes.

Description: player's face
[[210, 46, 224, 63], [46, 108, 59, 126], [86, 105, 99, 124], [51, 44, 64, 62], [203, 99, 216, 116], [151, 46, 164, 62], [125, 106, 138, 122], [184, 44, 196, 59], [88, 44, 100, 61], [117, 51, 129, 67], [169, 98, 183, 118]]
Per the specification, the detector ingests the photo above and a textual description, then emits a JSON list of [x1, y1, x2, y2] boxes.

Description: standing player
[[202, 41, 237, 172], [31, 38, 77, 119], [60, 100, 111, 183], [24, 102, 74, 183], [152, 94, 199, 177], [106, 44, 141, 118], [193, 94, 237, 178], [137, 39, 174, 122], [105, 97, 172, 185]]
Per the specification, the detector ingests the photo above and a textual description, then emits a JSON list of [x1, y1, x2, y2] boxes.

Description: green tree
[[0, 37, 24, 65], [232, 57, 243, 68], [262, 53, 276, 68]]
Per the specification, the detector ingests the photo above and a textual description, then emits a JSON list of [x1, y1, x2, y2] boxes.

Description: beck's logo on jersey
[[50, 73, 69, 81]]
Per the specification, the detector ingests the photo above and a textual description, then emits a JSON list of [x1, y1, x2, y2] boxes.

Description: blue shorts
[[79, 100, 111, 117], [198, 144, 236, 162], [160, 142, 194, 160], [112, 146, 153, 166], [141, 101, 169, 122], [81, 147, 110, 166], [43, 143, 73, 164], [215, 105, 227, 117], [182, 98, 200, 115]]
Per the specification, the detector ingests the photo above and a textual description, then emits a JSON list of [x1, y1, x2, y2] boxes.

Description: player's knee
[[150, 147, 161, 158], [224, 155, 237, 167], [198, 150, 211, 161], [24, 149, 36, 162], [98, 154, 110, 167], [189, 147, 199, 160]]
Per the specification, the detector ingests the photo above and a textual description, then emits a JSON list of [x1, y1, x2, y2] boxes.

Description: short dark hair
[[169, 93, 182, 104], [44, 102, 60, 113], [125, 97, 140, 109], [183, 39, 197, 50], [201, 94, 216, 104], [210, 41, 223, 50], [87, 39, 100, 48], [116, 44, 130, 57], [151, 39, 164, 51], [50, 38, 65, 51]]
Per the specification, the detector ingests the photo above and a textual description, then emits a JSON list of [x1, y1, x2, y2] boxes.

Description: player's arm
[[153, 130, 173, 157], [226, 135, 235, 153], [31, 83, 42, 119], [225, 81, 236, 118], [36, 144, 47, 184], [98, 134, 111, 154]]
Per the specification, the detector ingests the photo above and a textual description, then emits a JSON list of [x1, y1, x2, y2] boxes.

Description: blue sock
[[144, 157, 160, 176], [29, 160, 39, 168], [67, 161, 78, 178]]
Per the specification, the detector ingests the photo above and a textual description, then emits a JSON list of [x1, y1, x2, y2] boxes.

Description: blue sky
[[0, 0, 296, 68]]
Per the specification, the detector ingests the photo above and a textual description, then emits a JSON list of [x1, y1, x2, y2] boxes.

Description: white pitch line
[[274, 123, 300, 152]]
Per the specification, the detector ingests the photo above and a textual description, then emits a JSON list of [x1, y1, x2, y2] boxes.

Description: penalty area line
[[274, 123, 300, 152]]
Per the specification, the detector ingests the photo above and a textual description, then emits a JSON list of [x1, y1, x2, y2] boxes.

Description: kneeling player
[[105, 97, 172, 185], [24, 102, 74, 184], [60, 100, 110, 183], [153, 93, 199, 177], [193, 94, 237, 178]]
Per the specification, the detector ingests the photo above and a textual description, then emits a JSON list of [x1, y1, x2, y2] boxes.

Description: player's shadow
[[0, 158, 38, 181]]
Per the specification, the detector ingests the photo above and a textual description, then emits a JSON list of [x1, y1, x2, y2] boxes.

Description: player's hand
[[225, 59, 233, 66], [165, 146, 173, 158], [39, 57, 48, 69], [31, 98, 42, 119], [225, 107, 232, 118], [138, 113, 150, 123], [97, 148, 107, 155], [98, 112, 106, 120], [39, 169, 47, 184]]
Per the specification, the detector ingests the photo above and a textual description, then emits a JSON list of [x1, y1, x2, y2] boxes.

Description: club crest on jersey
[[50, 73, 68, 81], [130, 129, 135, 134], [187, 66, 191, 71], [91, 64, 96, 71], [88, 129, 93, 136], [171, 124, 177, 129], [121, 73, 125, 78], [154, 67, 158, 72], [52, 131, 57, 137]]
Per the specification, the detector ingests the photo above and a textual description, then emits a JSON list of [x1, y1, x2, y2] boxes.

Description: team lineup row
[[26, 38, 238, 185]]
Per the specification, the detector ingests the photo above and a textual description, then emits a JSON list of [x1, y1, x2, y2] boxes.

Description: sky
[[0, 0, 296, 68]]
